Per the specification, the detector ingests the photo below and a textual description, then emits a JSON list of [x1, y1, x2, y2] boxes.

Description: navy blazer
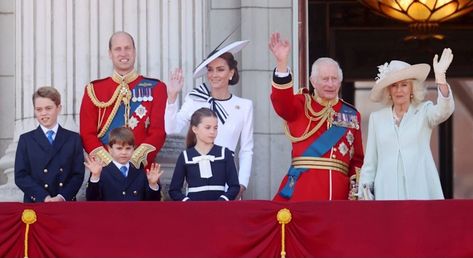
[[15, 125, 85, 202], [86, 163, 161, 201]]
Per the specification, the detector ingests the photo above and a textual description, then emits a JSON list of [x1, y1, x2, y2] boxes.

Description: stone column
[[0, 0, 206, 201], [240, 0, 295, 199]]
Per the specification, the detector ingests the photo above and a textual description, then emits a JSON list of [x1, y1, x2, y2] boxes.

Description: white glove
[[358, 183, 374, 200], [433, 48, 453, 85]]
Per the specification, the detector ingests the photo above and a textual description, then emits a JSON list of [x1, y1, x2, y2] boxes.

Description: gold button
[[333, 147, 337, 151], [122, 191, 126, 196], [59, 182, 63, 187], [43, 169, 48, 173], [44, 184, 49, 188]]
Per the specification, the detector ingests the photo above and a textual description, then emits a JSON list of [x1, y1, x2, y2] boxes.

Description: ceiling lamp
[[359, 0, 473, 40]]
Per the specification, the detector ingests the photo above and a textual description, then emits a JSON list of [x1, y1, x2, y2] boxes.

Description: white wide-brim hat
[[193, 40, 250, 79], [370, 60, 430, 102]]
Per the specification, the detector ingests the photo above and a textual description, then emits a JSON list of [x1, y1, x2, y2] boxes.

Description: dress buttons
[[122, 191, 126, 196], [43, 169, 48, 173], [332, 154, 336, 158], [133, 190, 138, 196], [59, 182, 64, 187], [59, 168, 63, 172], [44, 184, 49, 188]]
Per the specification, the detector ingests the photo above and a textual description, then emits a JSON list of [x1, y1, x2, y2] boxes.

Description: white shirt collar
[[112, 160, 130, 171], [40, 123, 59, 135]]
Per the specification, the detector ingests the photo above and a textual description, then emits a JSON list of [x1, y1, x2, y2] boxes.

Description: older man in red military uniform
[[80, 31, 166, 169], [269, 32, 364, 201]]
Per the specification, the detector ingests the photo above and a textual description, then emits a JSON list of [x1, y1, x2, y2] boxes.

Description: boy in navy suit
[[15, 86, 85, 202], [85, 127, 163, 201]]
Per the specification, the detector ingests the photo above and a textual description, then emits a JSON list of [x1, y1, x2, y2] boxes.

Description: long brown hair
[[186, 108, 217, 148]]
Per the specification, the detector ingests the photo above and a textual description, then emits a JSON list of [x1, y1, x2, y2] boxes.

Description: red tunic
[[80, 73, 167, 167], [271, 78, 364, 201]]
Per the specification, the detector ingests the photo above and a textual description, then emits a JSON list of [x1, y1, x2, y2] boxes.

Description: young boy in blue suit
[[85, 127, 163, 201], [15, 86, 85, 202]]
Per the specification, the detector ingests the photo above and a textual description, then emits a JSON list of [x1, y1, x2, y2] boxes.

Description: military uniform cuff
[[131, 143, 157, 168], [272, 68, 293, 89], [90, 146, 113, 165]]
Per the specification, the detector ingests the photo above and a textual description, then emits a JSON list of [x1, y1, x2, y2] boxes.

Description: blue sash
[[100, 78, 158, 145], [279, 103, 355, 199]]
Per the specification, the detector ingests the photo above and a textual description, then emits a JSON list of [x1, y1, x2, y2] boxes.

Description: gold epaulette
[[90, 146, 113, 165], [130, 143, 157, 168]]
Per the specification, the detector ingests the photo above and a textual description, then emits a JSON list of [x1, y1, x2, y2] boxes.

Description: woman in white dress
[[166, 41, 253, 199], [358, 48, 455, 200]]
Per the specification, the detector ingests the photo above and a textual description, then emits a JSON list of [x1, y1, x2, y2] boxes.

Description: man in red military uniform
[[269, 32, 364, 201], [80, 31, 166, 169]]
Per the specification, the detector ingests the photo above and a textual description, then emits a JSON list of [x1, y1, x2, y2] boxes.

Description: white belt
[[188, 185, 225, 193]]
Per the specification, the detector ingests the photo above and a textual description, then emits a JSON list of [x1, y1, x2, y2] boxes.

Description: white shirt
[[40, 123, 59, 141]]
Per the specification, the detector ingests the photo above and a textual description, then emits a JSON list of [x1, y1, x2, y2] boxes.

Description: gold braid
[[86, 71, 137, 138], [284, 94, 336, 143]]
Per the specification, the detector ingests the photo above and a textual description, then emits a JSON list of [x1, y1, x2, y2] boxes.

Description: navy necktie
[[46, 130, 54, 145], [119, 166, 127, 177]]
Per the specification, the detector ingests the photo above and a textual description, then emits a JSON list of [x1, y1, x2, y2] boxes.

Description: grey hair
[[380, 79, 426, 106], [310, 57, 343, 83], [309, 58, 343, 97]]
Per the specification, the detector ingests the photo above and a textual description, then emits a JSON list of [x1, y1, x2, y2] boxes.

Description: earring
[[410, 94, 413, 99], [229, 77, 233, 80]]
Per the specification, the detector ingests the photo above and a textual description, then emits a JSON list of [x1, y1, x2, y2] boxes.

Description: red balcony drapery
[[1, 200, 472, 257]]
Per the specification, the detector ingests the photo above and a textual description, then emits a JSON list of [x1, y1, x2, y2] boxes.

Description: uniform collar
[[313, 96, 339, 107], [112, 70, 139, 84]]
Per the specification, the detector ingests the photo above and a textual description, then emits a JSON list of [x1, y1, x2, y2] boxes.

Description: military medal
[[338, 142, 349, 156], [143, 88, 149, 101], [147, 88, 154, 101], [135, 104, 147, 119], [346, 130, 354, 146], [128, 116, 138, 129], [132, 89, 138, 102], [137, 88, 143, 102]]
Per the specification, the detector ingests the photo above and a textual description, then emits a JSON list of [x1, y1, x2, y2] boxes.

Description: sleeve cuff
[[149, 184, 160, 191]]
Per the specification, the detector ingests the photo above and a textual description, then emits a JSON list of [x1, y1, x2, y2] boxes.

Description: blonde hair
[[380, 79, 426, 106]]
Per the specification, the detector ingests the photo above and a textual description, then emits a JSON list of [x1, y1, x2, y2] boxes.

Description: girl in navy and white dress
[[169, 107, 240, 201]]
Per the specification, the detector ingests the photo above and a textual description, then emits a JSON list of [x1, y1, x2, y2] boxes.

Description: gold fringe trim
[[277, 208, 292, 258], [21, 209, 37, 258]]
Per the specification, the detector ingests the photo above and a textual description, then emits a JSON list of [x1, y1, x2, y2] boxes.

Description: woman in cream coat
[[358, 48, 455, 200]]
